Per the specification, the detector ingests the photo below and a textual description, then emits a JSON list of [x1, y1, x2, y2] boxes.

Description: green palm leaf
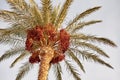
[[41, 0, 52, 24], [73, 41, 109, 57], [70, 48, 113, 69], [70, 20, 102, 32], [15, 62, 33, 80], [65, 60, 81, 80], [7, 24, 27, 38], [55, 0, 73, 29], [0, 33, 24, 46], [66, 6, 101, 30], [0, 47, 25, 62], [0, 10, 21, 22], [7, 0, 29, 13], [53, 64, 62, 80], [10, 51, 29, 68], [29, 0, 43, 26], [51, 5, 61, 25], [67, 49, 85, 72], [70, 34, 117, 47]]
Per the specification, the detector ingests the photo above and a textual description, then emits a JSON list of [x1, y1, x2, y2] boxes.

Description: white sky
[[0, 0, 120, 80]]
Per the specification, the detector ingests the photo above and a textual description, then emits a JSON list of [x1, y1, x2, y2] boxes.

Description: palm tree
[[0, 0, 116, 80]]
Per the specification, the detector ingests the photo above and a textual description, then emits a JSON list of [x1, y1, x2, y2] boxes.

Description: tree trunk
[[38, 46, 54, 80]]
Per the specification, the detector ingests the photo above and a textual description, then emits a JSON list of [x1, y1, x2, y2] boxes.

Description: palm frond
[[29, 0, 43, 26], [0, 47, 25, 62], [51, 5, 61, 25], [7, 0, 29, 13], [0, 33, 24, 46], [70, 48, 113, 69], [80, 51, 113, 68], [71, 20, 102, 32], [0, 0, 115, 80], [67, 49, 85, 72], [70, 33, 85, 38], [7, 24, 27, 38], [54, 64, 62, 80], [55, 0, 73, 29], [56, 64, 62, 80], [66, 6, 101, 30], [15, 62, 33, 80], [73, 41, 109, 57], [0, 10, 21, 22], [10, 51, 29, 68], [0, 23, 27, 38], [65, 60, 81, 80], [41, 0, 52, 24], [70, 34, 117, 47], [0, 10, 33, 28]]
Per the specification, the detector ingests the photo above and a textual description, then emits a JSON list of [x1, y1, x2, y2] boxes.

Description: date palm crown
[[0, 0, 116, 80]]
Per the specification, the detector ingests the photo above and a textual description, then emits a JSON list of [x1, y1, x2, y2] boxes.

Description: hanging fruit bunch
[[25, 24, 70, 64]]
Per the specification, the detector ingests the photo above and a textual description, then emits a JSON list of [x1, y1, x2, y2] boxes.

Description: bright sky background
[[0, 0, 120, 80]]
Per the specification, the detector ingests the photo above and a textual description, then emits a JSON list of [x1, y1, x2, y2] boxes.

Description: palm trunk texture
[[38, 46, 54, 80]]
